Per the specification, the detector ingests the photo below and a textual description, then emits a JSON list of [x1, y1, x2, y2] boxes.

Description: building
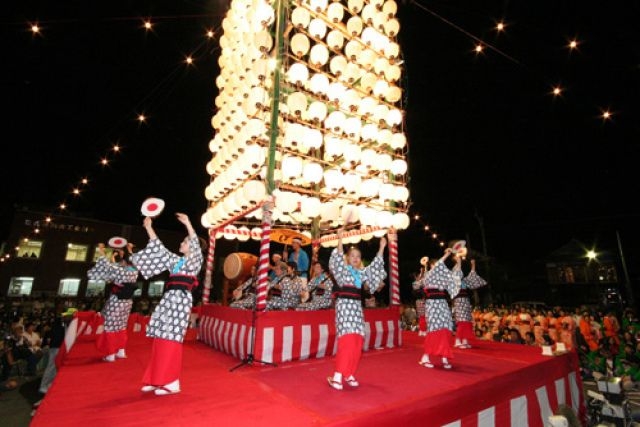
[[543, 238, 624, 309], [0, 208, 193, 299]]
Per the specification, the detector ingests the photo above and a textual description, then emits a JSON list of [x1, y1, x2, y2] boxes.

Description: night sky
[[2, 1, 638, 282]]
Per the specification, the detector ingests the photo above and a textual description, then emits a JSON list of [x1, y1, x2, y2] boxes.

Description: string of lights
[[2, 2, 622, 264]]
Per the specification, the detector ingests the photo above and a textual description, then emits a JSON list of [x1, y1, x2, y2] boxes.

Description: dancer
[[88, 242, 139, 362], [412, 257, 429, 336], [131, 213, 203, 396], [452, 259, 488, 349], [327, 227, 387, 390], [296, 260, 334, 311], [416, 248, 459, 369]]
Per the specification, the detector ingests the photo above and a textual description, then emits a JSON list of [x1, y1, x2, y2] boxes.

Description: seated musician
[[229, 264, 258, 309], [266, 261, 302, 310], [296, 261, 334, 311]]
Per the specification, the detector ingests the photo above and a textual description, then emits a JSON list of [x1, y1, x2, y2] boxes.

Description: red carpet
[[31, 331, 584, 427]]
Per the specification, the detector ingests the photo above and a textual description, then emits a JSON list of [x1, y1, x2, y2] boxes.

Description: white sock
[[455, 339, 461, 346], [420, 354, 430, 364], [332, 372, 342, 383], [164, 379, 180, 391], [462, 339, 468, 346], [442, 357, 449, 365]]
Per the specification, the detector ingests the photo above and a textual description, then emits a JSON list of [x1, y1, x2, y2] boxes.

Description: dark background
[[2, 1, 638, 299]]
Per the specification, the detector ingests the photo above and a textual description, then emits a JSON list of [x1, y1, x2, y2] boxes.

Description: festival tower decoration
[[201, 0, 410, 308]]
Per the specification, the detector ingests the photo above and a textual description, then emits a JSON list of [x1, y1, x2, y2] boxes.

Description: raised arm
[[377, 235, 387, 257], [336, 226, 345, 254], [143, 216, 158, 240], [175, 212, 195, 237]]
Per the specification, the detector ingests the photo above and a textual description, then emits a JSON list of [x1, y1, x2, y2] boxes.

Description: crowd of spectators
[[0, 295, 162, 395], [402, 302, 640, 389]]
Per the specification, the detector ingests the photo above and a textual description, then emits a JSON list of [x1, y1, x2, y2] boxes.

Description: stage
[[31, 311, 585, 427]]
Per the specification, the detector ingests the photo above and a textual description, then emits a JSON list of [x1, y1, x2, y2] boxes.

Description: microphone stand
[[230, 287, 277, 372]]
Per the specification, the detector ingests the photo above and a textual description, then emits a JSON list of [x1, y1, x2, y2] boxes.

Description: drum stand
[[230, 297, 277, 372]]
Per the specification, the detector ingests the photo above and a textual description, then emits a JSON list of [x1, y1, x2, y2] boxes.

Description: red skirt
[[455, 321, 474, 341], [142, 338, 183, 386], [422, 329, 453, 358], [96, 330, 127, 356], [334, 333, 364, 378]]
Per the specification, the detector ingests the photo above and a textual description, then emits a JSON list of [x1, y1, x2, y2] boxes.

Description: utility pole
[[474, 209, 492, 304], [616, 230, 634, 308]]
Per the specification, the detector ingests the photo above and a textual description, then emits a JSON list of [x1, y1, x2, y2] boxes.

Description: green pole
[[265, 0, 287, 195]]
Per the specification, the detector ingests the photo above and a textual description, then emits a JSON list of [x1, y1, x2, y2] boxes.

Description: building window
[[86, 280, 106, 297], [7, 277, 34, 296], [65, 243, 89, 262], [148, 281, 165, 297], [58, 278, 81, 296], [17, 240, 43, 259], [92, 245, 115, 262]]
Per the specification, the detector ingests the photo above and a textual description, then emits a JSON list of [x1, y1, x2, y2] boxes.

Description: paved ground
[[0, 374, 42, 427]]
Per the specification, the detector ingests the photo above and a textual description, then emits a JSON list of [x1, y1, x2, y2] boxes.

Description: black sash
[[333, 284, 361, 300]]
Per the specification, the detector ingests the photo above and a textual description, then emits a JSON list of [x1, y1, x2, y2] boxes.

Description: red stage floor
[[31, 330, 585, 427]]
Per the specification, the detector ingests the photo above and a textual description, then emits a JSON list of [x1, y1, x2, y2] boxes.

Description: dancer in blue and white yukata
[[88, 242, 139, 362], [326, 227, 388, 391], [453, 258, 488, 349], [131, 213, 203, 396], [416, 248, 459, 370]]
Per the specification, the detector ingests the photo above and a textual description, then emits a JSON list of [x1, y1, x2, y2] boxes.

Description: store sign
[[24, 219, 92, 233]]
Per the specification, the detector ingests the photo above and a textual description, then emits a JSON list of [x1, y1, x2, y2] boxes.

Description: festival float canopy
[[199, 0, 409, 306]]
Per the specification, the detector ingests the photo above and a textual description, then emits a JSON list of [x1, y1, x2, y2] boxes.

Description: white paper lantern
[[348, 0, 364, 13], [308, 18, 327, 39], [251, 227, 263, 240], [390, 159, 408, 175], [323, 168, 343, 192], [224, 225, 238, 240], [307, 101, 328, 122], [346, 17, 363, 37], [290, 33, 310, 57], [393, 185, 409, 202], [287, 91, 308, 116], [383, 0, 398, 18], [327, 2, 344, 22], [281, 155, 303, 180], [301, 196, 322, 218], [392, 212, 410, 230], [303, 162, 323, 183], [390, 132, 407, 149], [309, 44, 330, 67], [286, 63, 309, 85], [291, 7, 311, 28], [309, 73, 330, 95], [343, 171, 361, 193], [237, 226, 251, 242]]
